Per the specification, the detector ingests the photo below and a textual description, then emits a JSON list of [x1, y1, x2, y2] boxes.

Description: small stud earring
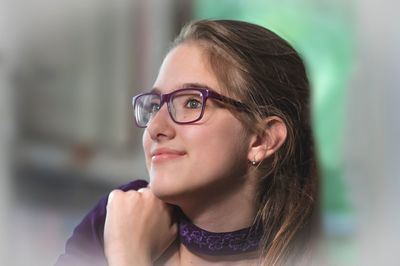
[[251, 160, 257, 166]]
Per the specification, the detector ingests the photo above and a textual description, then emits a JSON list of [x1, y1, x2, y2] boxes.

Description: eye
[[149, 102, 160, 113], [150, 103, 160, 112], [185, 98, 202, 109]]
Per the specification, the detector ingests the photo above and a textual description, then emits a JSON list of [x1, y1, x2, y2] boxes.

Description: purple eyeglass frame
[[132, 87, 250, 128]]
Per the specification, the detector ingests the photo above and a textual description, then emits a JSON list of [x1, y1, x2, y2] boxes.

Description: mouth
[[151, 148, 186, 163]]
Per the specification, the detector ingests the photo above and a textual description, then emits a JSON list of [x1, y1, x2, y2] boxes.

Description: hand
[[104, 187, 178, 266]]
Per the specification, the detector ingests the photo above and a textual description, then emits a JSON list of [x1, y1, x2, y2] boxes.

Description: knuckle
[[137, 187, 148, 193], [171, 224, 178, 235], [138, 187, 152, 198], [125, 190, 140, 200], [108, 189, 122, 202]]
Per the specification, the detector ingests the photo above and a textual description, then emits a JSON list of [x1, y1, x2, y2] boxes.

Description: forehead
[[153, 43, 222, 93]]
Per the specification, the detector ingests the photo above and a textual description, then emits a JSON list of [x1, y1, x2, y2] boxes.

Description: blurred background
[[0, 0, 399, 265]]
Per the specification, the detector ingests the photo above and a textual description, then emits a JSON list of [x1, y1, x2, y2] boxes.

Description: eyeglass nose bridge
[[158, 92, 173, 109], [153, 91, 175, 122]]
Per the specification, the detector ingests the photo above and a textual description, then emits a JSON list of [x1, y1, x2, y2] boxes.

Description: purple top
[[55, 180, 261, 265]]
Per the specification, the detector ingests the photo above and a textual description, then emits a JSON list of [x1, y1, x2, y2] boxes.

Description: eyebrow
[[151, 82, 216, 94], [179, 82, 213, 90]]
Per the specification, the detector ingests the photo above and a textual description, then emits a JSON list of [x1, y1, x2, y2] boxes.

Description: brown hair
[[173, 20, 319, 265]]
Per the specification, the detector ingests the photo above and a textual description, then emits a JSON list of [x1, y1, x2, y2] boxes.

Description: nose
[[146, 103, 176, 142]]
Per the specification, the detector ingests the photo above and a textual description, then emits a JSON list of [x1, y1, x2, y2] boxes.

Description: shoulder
[[118, 179, 149, 192], [55, 179, 149, 266], [73, 179, 149, 232]]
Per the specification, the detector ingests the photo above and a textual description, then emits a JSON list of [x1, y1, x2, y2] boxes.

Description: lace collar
[[178, 215, 261, 256]]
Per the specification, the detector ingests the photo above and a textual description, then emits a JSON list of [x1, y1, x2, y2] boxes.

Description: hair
[[172, 20, 319, 265]]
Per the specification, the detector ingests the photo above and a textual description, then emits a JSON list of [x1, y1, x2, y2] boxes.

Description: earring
[[251, 160, 257, 166]]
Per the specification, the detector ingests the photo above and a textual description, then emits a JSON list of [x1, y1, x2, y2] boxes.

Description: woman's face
[[143, 43, 252, 204]]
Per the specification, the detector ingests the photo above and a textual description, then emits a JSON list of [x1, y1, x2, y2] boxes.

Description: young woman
[[56, 19, 318, 266]]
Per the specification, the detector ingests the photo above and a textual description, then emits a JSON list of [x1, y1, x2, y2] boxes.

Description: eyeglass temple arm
[[207, 90, 251, 112]]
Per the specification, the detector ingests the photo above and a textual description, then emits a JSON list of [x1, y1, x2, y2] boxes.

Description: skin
[[104, 42, 288, 265]]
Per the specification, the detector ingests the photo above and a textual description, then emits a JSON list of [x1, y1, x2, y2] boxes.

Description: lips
[[151, 148, 186, 162]]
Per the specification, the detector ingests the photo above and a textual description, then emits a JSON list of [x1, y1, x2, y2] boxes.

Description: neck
[[177, 178, 258, 232], [156, 177, 262, 265]]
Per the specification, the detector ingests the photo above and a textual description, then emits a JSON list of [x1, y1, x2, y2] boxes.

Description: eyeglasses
[[132, 87, 250, 128]]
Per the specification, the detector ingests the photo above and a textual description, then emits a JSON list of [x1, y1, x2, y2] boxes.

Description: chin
[[149, 175, 185, 204]]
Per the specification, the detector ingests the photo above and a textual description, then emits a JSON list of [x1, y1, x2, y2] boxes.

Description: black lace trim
[[179, 216, 261, 256]]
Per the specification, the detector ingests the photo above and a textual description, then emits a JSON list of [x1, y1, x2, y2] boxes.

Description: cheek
[[142, 131, 151, 168], [187, 123, 249, 172]]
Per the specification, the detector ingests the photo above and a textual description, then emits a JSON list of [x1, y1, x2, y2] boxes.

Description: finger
[[137, 187, 150, 193], [170, 222, 178, 235], [107, 191, 115, 204], [107, 189, 122, 204]]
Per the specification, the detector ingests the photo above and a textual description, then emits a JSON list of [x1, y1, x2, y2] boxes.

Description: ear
[[247, 116, 287, 163]]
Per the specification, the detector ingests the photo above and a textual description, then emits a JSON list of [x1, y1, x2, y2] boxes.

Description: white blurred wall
[[344, 0, 400, 265], [0, 0, 15, 263]]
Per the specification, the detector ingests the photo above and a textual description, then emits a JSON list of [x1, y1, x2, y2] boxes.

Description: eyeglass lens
[[135, 89, 205, 127]]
